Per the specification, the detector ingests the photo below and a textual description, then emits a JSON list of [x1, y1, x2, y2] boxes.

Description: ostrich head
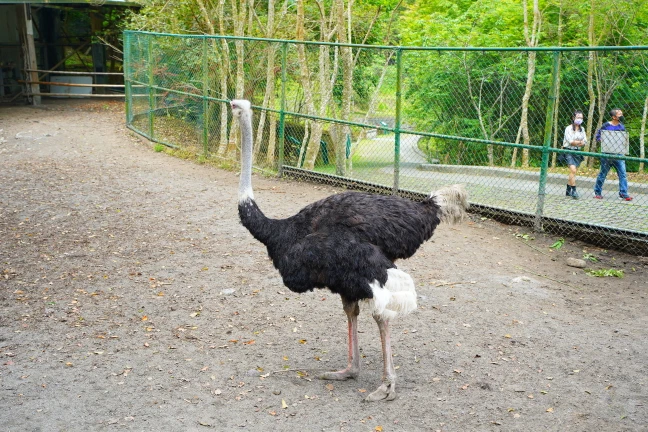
[[231, 99, 251, 119]]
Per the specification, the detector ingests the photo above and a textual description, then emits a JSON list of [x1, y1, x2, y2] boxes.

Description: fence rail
[[124, 31, 648, 254]]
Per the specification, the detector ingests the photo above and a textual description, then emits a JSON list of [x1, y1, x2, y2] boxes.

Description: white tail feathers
[[431, 184, 469, 224], [364, 268, 417, 321]]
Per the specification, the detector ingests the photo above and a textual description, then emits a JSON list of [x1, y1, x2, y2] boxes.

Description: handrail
[[123, 30, 648, 52]]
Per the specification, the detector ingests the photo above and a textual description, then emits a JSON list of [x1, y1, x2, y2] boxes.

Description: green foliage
[[586, 268, 624, 277], [154, 144, 165, 152], [549, 238, 565, 249]]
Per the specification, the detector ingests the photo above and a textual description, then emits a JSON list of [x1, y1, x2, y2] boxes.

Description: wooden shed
[[0, 0, 137, 104]]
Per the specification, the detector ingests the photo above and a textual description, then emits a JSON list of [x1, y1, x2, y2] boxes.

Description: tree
[[511, 0, 542, 168]]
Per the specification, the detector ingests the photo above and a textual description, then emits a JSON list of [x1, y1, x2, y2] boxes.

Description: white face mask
[[574, 119, 583, 125]]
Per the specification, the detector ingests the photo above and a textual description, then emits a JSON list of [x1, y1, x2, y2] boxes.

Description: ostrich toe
[[364, 380, 396, 402], [319, 368, 359, 381]]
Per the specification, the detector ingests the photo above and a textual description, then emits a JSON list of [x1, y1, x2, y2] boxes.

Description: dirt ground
[[1, 100, 647, 432]]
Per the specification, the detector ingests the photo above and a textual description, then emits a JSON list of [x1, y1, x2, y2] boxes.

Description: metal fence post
[[393, 48, 403, 195], [202, 37, 209, 156], [147, 36, 155, 140], [535, 50, 561, 232], [278, 42, 288, 177], [124, 32, 132, 124]]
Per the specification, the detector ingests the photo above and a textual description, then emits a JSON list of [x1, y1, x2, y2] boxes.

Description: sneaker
[[594, 195, 603, 199], [619, 194, 633, 201]]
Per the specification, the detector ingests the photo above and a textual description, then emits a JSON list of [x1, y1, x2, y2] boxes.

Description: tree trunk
[[302, 1, 340, 171], [520, 51, 536, 168], [551, 0, 563, 168], [336, 0, 353, 176], [225, 0, 248, 159], [301, 42, 331, 169], [510, 124, 523, 167], [584, 1, 596, 167], [266, 115, 278, 166], [518, 0, 541, 168], [216, 0, 231, 156], [253, 0, 276, 165], [295, 0, 317, 168]]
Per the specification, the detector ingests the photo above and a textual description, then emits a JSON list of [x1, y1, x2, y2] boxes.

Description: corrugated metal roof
[[0, 0, 139, 6]]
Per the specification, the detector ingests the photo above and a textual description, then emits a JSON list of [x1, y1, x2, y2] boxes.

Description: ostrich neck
[[238, 109, 255, 202]]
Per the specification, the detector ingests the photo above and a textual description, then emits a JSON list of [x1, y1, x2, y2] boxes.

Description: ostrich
[[232, 99, 468, 401]]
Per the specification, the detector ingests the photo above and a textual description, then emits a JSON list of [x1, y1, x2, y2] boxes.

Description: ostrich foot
[[364, 381, 396, 402], [319, 368, 358, 381]]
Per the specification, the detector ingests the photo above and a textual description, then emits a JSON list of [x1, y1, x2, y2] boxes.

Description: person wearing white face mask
[[594, 108, 632, 201], [561, 110, 587, 199]]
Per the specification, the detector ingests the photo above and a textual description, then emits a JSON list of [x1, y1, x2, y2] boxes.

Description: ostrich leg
[[320, 299, 360, 380], [364, 316, 397, 401]]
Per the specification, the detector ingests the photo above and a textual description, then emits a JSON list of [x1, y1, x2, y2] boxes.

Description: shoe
[[594, 195, 603, 199], [566, 185, 573, 197], [619, 194, 633, 201], [571, 187, 580, 200]]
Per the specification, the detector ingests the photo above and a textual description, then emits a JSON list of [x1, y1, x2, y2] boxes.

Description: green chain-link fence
[[124, 31, 648, 254]]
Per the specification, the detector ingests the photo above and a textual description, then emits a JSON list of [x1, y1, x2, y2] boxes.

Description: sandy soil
[[1, 100, 647, 432]]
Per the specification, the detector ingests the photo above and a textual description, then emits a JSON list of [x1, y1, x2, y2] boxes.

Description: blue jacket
[[595, 122, 625, 142]]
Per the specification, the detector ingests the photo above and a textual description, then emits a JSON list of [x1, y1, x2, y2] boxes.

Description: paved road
[[348, 134, 648, 236]]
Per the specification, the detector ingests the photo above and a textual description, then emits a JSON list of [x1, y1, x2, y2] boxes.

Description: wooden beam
[[34, 41, 91, 80], [17, 4, 41, 105], [31, 93, 127, 98], [19, 80, 126, 88], [26, 68, 122, 76]]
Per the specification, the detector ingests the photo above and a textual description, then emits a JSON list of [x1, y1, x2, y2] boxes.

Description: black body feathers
[[238, 192, 442, 302]]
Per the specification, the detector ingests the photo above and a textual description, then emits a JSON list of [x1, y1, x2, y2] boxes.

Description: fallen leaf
[[65, 362, 73, 367], [375, 427, 383, 431], [299, 339, 307, 344], [546, 407, 554, 413], [528, 394, 534, 399], [325, 384, 334, 391], [358, 388, 367, 393], [243, 340, 255, 345], [281, 399, 288, 409], [504, 334, 512, 339], [141, 316, 148, 321]]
